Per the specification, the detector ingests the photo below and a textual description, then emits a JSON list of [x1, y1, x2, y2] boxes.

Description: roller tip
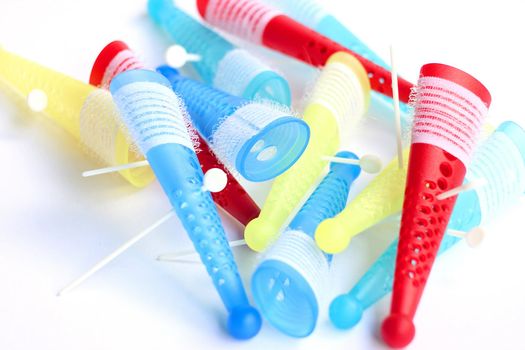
[[244, 218, 278, 252], [381, 314, 416, 348], [314, 218, 351, 254], [329, 294, 363, 330], [227, 306, 262, 340]]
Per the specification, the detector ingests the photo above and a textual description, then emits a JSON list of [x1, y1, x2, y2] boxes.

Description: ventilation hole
[[276, 290, 285, 301], [426, 229, 433, 238], [423, 242, 430, 250], [410, 259, 417, 266], [415, 218, 428, 227], [432, 204, 441, 213], [440, 162, 453, 177], [218, 278, 225, 286], [308, 41, 315, 48], [379, 77, 385, 84], [425, 181, 437, 190], [429, 217, 437, 225], [187, 214, 195, 221], [418, 205, 431, 214], [257, 146, 277, 161], [408, 271, 415, 279], [368, 72, 374, 78], [320, 46, 327, 54], [438, 178, 448, 190], [250, 139, 265, 153], [420, 254, 426, 262]]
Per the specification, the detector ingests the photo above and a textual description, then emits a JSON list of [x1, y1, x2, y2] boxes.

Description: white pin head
[[203, 167, 228, 192], [466, 227, 485, 248], [27, 89, 48, 112], [359, 154, 382, 174], [166, 45, 201, 68]]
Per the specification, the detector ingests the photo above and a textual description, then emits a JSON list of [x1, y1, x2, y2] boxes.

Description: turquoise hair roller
[[259, 0, 411, 124], [109, 69, 261, 339], [147, 0, 291, 106], [329, 121, 525, 330], [157, 65, 309, 182], [251, 151, 361, 337]]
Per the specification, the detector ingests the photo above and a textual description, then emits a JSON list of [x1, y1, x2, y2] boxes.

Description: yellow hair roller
[[0, 48, 153, 187], [244, 52, 371, 252], [315, 149, 410, 254]]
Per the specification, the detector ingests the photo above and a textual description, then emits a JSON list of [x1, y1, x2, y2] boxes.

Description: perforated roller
[[147, 0, 291, 106], [109, 69, 261, 340]]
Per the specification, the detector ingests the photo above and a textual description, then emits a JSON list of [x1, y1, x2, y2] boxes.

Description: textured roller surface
[[91, 41, 259, 226], [381, 64, 491, 348], [197, 0, 413, 103], [330, 121, 525, 331], [147, 0, 290, 105], [252, 151, 360, 337], [0, 48, 152, 187], [244, 52, 370, 252], [157, 65, 308, 182], [110, 69, 261, 339]]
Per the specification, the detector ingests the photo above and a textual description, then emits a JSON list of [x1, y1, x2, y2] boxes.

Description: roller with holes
[[330, 121, 525, 330], [156, 65, 309, 182], [379, 64, 491, 348], [315, 149, 409, 254], [0, 47, 153, 187], [109, 69, 261, 339], [147, 0, 291, 106], [196, 0, 413, 103], [251, 151, 361, 337], [244, 52, 370, 252], [258, 0, 412, 125], [90, 41, 260, 226]]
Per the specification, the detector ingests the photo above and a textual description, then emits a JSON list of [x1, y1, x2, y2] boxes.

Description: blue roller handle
[[157, 65, 244, 140], [290, 151, 361, 237], [110, 69, 261, 339], [148, 0, 233, 84]]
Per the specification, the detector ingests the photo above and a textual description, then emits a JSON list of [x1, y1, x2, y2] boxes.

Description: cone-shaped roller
[[380, 64, 491, 348], [244, 52, 370, 252], [0, 47, 153, 187], [252, 151, 361, 337], [147, 0, 291, 105], [109, 69, 261, 339], [329, 121, 525, 330], [258, 0, 411, 126], [316, 149, 409, 254], [196, 0, 413, 103], [91, 41, 260, 226], [157, 65, 309, 182]]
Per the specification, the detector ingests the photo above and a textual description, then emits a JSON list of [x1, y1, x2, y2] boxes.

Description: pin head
[[315, 218, 352, 254], [203, 168, 228, 192], [381, 313, 416, 348], [244, 217, 279, 252], [227, 305, 262, 339], [466, 227, 485, 248], [27, 89, 48, 112], [359, 154, 382, 174]]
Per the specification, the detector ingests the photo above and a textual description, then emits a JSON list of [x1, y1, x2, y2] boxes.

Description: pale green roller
[[244, 52, 371, 252]]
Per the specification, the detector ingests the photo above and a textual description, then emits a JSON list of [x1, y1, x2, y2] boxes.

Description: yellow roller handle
[[244, 52, 371, 252], [315, 149, 410, 254], [0, 48, 153, 187]]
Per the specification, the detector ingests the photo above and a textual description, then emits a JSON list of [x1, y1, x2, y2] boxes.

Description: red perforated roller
[[90, 41, 260, 227], [196, 0, 413, 103], [380, 63, 491, 348]]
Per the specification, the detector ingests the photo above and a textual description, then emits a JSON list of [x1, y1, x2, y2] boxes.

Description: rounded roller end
[[329, 294, 363, 330], [244, 218, 278, 252], [381, 314, 416, 348], [227, 306, 262, 340], [315, 218, 351, 254]]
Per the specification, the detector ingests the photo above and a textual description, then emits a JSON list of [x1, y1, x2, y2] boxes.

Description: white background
[[1, 1, 525, 349]]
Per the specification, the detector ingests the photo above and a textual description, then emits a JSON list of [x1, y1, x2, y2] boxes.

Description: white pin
[[389, 45, 404, 170], [202, 168, 228, 193], [322, 154, 382, 174], [82, 160, 149, 177], [57, 210, 175, 296], [447, 227, 486, 248], [157, 239, 247, 262], [165, 45, 202, 69], [27, 89, 48, 112], [436, 178, 487, 200]]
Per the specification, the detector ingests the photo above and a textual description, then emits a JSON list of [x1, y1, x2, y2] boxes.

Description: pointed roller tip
[[381, 314, 416, 348], [314, 218, 351, 254], [329, 294, 363, 330], [196, 0, 209, 18], [227, 306, 262, 340], [244, 218, 278, 252]]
